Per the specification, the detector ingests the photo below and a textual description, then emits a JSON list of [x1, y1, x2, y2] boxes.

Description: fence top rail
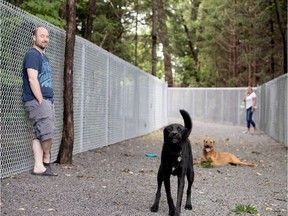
[[261, 73, 287, 87], [168, 87, 251, 90]]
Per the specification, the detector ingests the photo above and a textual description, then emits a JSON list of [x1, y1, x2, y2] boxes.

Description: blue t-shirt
[[22, 48, 54, 102]]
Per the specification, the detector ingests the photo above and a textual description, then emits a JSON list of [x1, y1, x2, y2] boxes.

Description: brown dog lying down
[[193, 137, 257, 167]]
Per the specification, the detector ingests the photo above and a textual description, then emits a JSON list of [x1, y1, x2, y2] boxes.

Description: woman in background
[[243, 86, 257, 134]]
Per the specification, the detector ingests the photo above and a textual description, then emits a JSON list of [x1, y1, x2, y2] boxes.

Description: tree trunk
[[56, 0, 76, 164], [228, 28, 237, 85], [188, 0, 200, 63], [274, 0, 287, 74], [15, 0, 23, 6], [269, 0, 275, 78], [134, 0, 139, 67], [151, 0, 157, 76], [158, 0, 173, 87], [84, 0, 97, 41], [233, 29, 237, 79], [181, 14, 197, 63], [228, 30, 233, 82]]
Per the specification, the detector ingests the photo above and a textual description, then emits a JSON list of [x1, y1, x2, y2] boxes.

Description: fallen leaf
[[113, 201, 122, 205], [122, 152, 135, 157], [77, 175, 93, 179], [256, 172, 262, 176], [61, 165, 74, 170], [122, 168, 133, 174]]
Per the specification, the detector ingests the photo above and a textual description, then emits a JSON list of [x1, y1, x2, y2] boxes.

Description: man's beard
[[36, 43, 47, 51]]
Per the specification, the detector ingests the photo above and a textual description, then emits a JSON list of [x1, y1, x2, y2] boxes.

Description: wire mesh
[[258, 74, 287, 147], [0, 1, 286, 179], [1, 0, 66, 178], [0, 1, 168, 178], [168, 75, 287, 147], [167, 88, 250, 125]]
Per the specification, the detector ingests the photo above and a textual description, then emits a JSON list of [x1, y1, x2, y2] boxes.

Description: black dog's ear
[[163, 125, 173, 142], [183, 128, 189, 138], [163, 128, 169, 142]]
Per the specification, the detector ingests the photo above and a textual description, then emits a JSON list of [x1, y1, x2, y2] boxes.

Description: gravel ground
[[1, 120, 287, 216]]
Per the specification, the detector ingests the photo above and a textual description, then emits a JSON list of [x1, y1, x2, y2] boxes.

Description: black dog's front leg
[[151, 168, 163, 212], [184, 167, 194, 210], [174, 176, 185, 216], [163, 175, 175, 215]]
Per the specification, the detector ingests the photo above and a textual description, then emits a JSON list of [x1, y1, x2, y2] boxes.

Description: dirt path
[[1, 120, 287, 216]]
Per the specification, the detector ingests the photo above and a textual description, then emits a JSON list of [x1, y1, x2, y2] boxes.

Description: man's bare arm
[[27, 68, 43, 104]]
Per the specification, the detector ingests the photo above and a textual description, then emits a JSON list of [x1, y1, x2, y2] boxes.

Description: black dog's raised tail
[[180, 109, 192, 136]]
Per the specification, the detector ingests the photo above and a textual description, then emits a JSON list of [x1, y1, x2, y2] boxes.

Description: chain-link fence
[[1, 0, 287, 179], [257, 74, 287, 147], [168, 87, 252, 125], [0, 1, 168, 178], [168, 74, 287, 147]]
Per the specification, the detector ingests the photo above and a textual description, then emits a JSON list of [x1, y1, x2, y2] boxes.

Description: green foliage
[[198, 0, 286, 86], [200, 160, 213, 168], [232, 204, 258, 214], [20, 0, 65, 28], [174, 56, 198, 87], [90, 1, 135, 62], [8, 0, 286, 87], [233, 204, 246, 214]]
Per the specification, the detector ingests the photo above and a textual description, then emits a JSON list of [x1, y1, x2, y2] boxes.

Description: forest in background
[[7, 0, 287, 87]]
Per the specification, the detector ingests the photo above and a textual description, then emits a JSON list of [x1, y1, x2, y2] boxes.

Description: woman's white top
[[245, 92, 256, 109]]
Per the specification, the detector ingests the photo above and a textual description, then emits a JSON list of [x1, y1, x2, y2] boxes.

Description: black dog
[[151, 109, 194, 216]]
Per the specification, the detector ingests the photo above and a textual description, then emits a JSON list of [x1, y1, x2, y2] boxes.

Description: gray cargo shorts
[[24, 99, 55, 141]]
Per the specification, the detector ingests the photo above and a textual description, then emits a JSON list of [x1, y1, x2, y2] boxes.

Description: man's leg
[[32, 139, 46, 173], [42, 138, 57, 175], [42, 138, 53, 164]]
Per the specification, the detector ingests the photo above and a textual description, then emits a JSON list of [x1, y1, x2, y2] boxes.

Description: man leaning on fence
[[22, 26, 57, 176]]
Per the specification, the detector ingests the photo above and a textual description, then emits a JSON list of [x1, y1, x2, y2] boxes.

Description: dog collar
[[177, 151, 182, 162]]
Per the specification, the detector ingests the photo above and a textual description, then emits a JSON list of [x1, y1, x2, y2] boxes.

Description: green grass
[[200, 160, 213, 168], [232, 204, 258, 214]]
